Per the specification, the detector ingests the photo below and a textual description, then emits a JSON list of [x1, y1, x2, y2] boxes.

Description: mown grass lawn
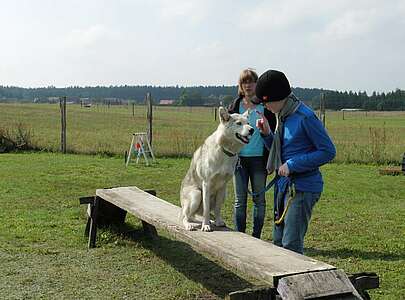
[[0, 153, 404, 299]]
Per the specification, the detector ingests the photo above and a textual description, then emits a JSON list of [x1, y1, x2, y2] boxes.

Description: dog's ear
[[241, 109, 249, 118], [218, 107, 230, 123]]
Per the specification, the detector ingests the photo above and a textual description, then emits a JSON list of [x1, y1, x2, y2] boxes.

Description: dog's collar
[[221, 146, 236, 157]]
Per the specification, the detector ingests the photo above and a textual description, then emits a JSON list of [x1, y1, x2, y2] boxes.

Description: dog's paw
[[183, 221, 197, 231], [185, 224, 196, 231], [215, 219, 226, 227], [201, 224, 213, 232]]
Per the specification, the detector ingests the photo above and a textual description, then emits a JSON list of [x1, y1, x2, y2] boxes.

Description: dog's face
[[218, 107, 253, 145]]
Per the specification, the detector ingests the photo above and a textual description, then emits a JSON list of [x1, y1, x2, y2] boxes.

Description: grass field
[[1, 103, 404, 164], [0, 153, 404, 299]]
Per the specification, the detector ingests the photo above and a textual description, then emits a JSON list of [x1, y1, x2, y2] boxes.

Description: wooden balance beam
[[79, 186, 378, 300]]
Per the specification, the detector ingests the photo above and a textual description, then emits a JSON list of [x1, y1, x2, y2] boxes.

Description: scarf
[[266, 93, 301, 174]]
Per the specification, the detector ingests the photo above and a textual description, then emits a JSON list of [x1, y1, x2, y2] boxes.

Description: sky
[[1, 0, 404, 94]]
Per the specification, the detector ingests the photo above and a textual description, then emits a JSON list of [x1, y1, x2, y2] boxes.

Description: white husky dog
[[180, 107, 253, 231]]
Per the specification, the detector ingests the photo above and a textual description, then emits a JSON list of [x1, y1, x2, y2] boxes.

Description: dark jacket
[[228, 96, 277, 159]]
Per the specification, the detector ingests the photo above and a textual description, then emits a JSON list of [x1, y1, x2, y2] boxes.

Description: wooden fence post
[[146, 93, 153, 145], [59, 96, 67, 153], [320, 93, 326, 127], [402, 153, 405, 175]]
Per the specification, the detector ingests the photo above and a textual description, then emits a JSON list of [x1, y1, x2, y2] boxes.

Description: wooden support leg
[[88, 196, 100, 248], [80, 189, 160, 245], [142, 220, 158, 239], [142, 190, 158, 239], [226, 286, 277, 300], [97, 199, 127, 226], [348, 272, 379, 300], [84, 217, 91, 237], [79, 196, 96, 238], [144, 189, 156, 196], [80, 194, 127, 234]]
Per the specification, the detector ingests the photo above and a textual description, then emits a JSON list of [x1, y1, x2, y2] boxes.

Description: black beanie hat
[[255, 70, 291, 102]]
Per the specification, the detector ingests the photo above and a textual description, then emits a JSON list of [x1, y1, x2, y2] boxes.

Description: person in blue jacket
[[255, 69, 336, 254]]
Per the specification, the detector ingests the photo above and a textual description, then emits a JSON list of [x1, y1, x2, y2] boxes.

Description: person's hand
[[278, 163, 290, 177], [255, 111, 270, 136]]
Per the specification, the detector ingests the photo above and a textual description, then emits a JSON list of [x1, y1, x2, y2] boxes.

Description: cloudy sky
[[1, 0, 404, 93]]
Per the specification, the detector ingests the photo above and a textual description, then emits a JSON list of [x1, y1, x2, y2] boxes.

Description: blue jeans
[[273, 191, 321, 254], [233, 156, 267, 238]]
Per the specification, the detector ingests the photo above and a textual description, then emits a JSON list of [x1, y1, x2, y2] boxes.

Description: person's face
[[242, 80, 256, 98], [264, 99, 286, 113]]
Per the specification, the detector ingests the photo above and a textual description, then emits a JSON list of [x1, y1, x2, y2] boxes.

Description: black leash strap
[[236, 158, 277, 197], [248, 175, 278, 197], [236, 157, 318, 198]]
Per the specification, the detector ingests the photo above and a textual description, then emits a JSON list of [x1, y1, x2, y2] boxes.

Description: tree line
[[315, 89, 405, 111], [0, 85, 404, 110]]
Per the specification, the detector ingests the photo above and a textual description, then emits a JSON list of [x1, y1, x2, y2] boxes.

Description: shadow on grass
[[108, 223, 255, 299], [305, 247, 405, 261]]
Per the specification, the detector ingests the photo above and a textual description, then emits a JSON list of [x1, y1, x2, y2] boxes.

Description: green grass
[[1, 103, 405, 163], [1, 153, 404, 299]]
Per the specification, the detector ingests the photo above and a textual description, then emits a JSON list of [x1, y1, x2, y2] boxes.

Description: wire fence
[[1, 102, 404, 164]]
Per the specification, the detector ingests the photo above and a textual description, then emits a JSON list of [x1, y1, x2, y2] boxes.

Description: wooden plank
[[379, 167, 403, 176], [96, 186, 335, 286], [277, 269, 362, 299]]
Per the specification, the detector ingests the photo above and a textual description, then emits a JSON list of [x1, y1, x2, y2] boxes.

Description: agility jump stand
[[79, 186, 379, 299], [125, 132, 155, 167]]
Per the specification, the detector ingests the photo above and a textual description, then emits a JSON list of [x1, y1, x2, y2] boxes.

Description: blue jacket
[[262, 102, 336, 193]]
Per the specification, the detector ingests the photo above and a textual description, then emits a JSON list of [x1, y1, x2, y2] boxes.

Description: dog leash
[[237, 158, 293, 225], [273, 169, 318, 225], [235, 159, 293, 225], [235, 158, 278, 197], [252, 175, 278, 197], [274, 179, 295, 225], [236, 158, 318, 225]]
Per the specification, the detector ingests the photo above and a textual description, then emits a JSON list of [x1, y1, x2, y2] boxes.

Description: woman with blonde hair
[[228, 68, 276, 238]]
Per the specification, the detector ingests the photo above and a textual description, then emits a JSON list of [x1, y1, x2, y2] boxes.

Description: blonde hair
[[238, 68, 258, 97]]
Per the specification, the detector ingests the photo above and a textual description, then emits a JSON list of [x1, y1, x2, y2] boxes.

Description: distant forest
[[1, 85, 404, 111]]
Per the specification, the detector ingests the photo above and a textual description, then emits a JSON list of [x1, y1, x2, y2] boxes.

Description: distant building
[[340, 108, 364, 111], [159, 99, 175, 105]]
